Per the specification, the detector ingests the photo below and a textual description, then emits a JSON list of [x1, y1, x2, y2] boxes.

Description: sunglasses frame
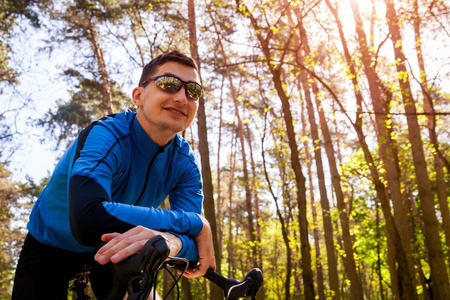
[[140, 75, 203, 100]]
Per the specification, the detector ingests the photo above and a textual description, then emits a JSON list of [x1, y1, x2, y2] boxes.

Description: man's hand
[[182, 215, 216, 278], [94, 226, 182, 265]]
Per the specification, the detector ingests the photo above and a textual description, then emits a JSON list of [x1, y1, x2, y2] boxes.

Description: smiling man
[[13, 51, 215, 299]]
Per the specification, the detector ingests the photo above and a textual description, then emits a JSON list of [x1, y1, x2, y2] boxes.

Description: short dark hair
[[138, 51, 199, 87]]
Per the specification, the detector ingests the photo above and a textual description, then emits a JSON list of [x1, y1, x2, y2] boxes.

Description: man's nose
[[173, 85, 188, 104]]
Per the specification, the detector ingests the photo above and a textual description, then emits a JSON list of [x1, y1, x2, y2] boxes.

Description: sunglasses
[[140, 75, 203, 100]]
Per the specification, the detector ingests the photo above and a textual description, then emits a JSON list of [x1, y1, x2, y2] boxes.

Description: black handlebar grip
[[104, 235, 171, 300], [204, 268, 263, 300]]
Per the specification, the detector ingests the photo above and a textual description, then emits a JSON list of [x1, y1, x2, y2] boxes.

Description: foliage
[[0, 0, 43, 89], [0, 163, 20, 298], [38, 68, 133, 146]]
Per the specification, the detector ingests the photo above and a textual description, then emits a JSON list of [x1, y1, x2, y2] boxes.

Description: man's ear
[[132, 87, 143, 107]]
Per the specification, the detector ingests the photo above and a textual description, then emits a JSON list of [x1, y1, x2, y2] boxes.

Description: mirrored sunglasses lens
[[187, 83, 202, 99], [156, 76, 182, 93]]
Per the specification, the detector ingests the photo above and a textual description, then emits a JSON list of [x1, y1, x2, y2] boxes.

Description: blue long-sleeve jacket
[[27, 110, 203, 261]]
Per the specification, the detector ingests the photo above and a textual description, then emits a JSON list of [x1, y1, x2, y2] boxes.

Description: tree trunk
[[297, 61, 342, 300], [346, 1, 418, 298], [163, 269, 175, 300], [211, 22, 256, 263], [187, 1, 222, 298], [375, 200, 386, 300], [181, 277, 193, 300], [207, 6, 257, 266], [88, 24, 113, 114], [285, 4, 340, 298], [227, 134, 238, 279], [384, 1, 450, 297], [261, 113, 292, 299], [412, 0, 450, 263], [245, 121, 265, 300], [216, 75, 225, 260], [235, 2, 315, 295], [269, 53, 315, 300], [300, 92, 326, 300]]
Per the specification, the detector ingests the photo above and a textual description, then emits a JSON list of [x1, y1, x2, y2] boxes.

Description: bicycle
[[70, 235, 263, 300]]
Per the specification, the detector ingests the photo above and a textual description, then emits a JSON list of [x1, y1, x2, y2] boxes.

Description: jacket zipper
[[134, 147, 164, 206]]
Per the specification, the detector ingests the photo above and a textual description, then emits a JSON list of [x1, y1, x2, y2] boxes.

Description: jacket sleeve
[[68, 123, 202, 260], [69, 175, 201, 261], [167, 148, 205, 261]]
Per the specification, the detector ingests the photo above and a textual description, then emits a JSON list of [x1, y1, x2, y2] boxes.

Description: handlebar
[[204, 267, 263, 300], [102, 235, 263, 300], [105, 235, 170, 300]]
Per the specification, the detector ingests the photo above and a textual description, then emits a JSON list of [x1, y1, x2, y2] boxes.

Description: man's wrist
[[161, 232, 182, 257]]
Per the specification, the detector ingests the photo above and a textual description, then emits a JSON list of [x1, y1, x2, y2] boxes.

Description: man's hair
[[138, 51, 199, 87]]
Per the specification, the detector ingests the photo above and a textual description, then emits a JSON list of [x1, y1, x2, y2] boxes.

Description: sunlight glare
[[337, 0, 386, 36]]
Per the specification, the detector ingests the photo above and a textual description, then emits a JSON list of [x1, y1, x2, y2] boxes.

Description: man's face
[[133, 61, 200, 145]]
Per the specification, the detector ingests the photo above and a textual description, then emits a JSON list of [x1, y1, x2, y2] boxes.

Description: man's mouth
[[165, 107, 187, 116]]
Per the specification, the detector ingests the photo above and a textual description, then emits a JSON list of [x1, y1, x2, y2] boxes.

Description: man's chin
[[161, 122, 187, 135]]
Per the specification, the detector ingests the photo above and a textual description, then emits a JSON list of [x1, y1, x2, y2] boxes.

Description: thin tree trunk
[[346, 1, 418, 298], [270, 56, 315, 299], [216, 75, 225, 258], [187, 2, 222, 299], [261, 111, 292, 299], [235, 3, 315, 297], [163, 269, 175, 300], [305, 40, 415, 300], [285, 5, 340, 298], [207, 7, 256, 266], [227, 134, 238, 279], [300, 91, 326, 300], [375, 200, 386, 300], [412, 0, 450, 264], [384, 1, 450, 297], [241, 17, 314, 300], [244, 121, 265, 300], [181, 277, 193, 300], [87, 24, 113, 114], [298, 70, 341, 299]]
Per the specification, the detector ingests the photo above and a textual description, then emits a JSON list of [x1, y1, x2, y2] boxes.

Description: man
[[13, 51, 215, 299]]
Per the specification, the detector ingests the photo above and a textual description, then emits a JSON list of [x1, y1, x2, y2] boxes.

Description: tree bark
[[346, 1, 418, 298], [286, 4, 340, 298], [300, 91, 326, 300], [235, 2, 315, 297], [209, 14, 257, 263], [86, 18, 113, 114], [412, 0, 450, 264], [261, 112, 292, 299], [181, 277, 193, 300], [187, 1, 222, 298], [245, 121, 265, 300], [227, 133, 238, 279], [216, 75, 225, 261], [384, 1, 450, 297]]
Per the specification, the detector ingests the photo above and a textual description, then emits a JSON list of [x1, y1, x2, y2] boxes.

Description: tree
[[347, 0, 418, 297], [384, 0, 450, 297], [39, 68, 132, 146], [287, 4, 342, 298], [234, 1, 315, 298], [187, 1, 222, 298], [0, 0, 42, 89], [0, 163, 20, 297], [410, 0, 450, 262]]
